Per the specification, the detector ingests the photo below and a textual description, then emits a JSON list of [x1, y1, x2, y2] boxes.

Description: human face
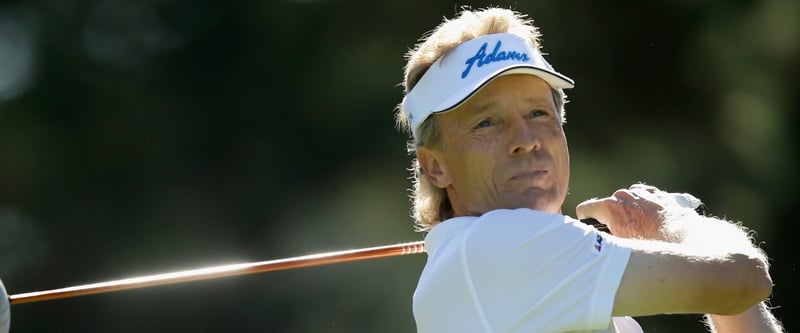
[[418, 74, 570, 216]]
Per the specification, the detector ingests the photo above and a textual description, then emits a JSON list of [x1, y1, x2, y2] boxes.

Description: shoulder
[[447, 209, 630, 273], [466, 208, 600, 251], [425, 208, 623, 262], [425, 209, 568, 248], [472, 208, 599, 234]]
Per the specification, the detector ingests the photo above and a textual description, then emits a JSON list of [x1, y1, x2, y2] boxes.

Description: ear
[[417, 147, 452, 189]]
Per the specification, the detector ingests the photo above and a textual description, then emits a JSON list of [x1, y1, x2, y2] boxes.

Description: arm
[[612, 232, 770, 316], [704, 301, 785, 333], [576, 185, 772, 317]]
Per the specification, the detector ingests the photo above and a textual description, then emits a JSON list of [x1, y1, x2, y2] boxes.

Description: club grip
[[580, 218, 609, 233]]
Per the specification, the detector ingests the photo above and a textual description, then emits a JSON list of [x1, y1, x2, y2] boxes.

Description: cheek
[[448, 138, 498, 174], [559, 142, 570, 176], [454, 153, 493, 182], [552, 132, 571, 186], [448, 154, 500, 198]]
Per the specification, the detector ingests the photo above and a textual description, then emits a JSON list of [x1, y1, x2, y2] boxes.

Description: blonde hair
[[395, 7, 568, 231]]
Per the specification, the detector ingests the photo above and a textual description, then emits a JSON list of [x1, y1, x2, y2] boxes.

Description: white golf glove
[[0, 279, 9, 333], [671, 192, 706, 213]]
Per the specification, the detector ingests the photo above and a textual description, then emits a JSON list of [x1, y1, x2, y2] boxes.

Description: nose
[[508, 119, 541, 155]]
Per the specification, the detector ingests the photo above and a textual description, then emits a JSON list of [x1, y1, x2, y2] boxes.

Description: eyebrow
[[468, 102, 494, 116], [469, 96, 553, 115], [522, 96, 554, 107]]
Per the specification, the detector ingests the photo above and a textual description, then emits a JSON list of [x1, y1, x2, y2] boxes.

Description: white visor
[[401, 33, 574, 139]]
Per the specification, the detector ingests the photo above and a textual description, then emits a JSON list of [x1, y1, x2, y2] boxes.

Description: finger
[[615, 189, 665, 212], [625, 187, 669, 211], [629, 183, 659, 193], [627, 184, 705, 213], [575, 196, 615, 222], [577, 194, 641, 238]]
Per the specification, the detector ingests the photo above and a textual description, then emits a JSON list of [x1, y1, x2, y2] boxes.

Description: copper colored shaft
[[9, 241, 426, 305]]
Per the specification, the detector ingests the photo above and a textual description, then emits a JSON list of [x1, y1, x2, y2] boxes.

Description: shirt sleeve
[[462, 209, 632, 332]]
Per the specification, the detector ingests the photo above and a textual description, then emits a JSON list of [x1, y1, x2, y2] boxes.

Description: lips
[[509, 168, 550, 183]]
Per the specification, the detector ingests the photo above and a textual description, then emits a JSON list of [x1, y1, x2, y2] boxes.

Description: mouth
[[509, 169, 549, 182]]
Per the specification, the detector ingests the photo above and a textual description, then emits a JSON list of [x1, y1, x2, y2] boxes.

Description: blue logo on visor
[[462, 40, 530, 79]]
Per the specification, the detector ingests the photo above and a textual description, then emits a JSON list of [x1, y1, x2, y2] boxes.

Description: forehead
[[451, 74, 555, 116]]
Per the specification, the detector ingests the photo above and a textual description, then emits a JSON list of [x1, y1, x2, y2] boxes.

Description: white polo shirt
[[413, 209, 641, 333]]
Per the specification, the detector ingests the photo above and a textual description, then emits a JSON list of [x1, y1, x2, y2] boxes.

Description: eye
[[526, 109, 558, 121], [474, 119, 495, 129], [528, 109, 549, 118]]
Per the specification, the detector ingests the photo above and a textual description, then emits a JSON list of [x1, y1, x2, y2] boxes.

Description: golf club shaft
[[8, 218, 612, 305], [9, 241, 426, 305]]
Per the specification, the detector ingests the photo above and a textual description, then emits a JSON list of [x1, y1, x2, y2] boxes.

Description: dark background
[[0, 0, 797, 332]]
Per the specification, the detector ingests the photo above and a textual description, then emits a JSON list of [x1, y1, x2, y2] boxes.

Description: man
[[395, 7, 783, 332]]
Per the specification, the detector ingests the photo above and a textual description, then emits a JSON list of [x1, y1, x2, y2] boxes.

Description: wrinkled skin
[[418, 75, 571, 217]]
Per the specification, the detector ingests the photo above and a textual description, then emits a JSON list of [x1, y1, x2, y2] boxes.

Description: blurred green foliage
[[0, 0, 797, 332]]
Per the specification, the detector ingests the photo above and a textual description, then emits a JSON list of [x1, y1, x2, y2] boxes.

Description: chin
[[527, 204, 560, 214], [521, 192, 562, 213]]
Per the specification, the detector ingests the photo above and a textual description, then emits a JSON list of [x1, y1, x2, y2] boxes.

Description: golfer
[[396, 7, 782, 332]]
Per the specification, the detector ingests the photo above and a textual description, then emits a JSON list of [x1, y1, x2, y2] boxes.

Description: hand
[[1, 279, 9, 333], [576, 184, 703, 240]]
